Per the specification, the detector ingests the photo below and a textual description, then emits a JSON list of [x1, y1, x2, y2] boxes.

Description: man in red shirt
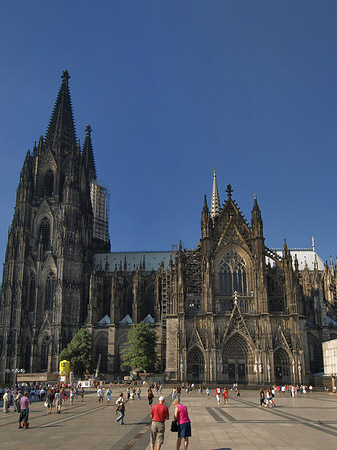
[[150, 396, 169, 450]]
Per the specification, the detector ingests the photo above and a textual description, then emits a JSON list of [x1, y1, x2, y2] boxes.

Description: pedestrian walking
[[97, 386, 104, 405], [106, 388, 112, 405], [150, 396, 169, 450], [55, 390, 62, 414], [223, 387, 229, 405], [215, 386, 221, 405], [148, 387, 154, 407], [259, 388, 266, 408], [15, 390, 22, 413], [116, 393, 127, 425], [137, 387, 141, 400], [46, 389, 54, 414], [173, 398, 191, 450], [3, 390, 10, 413], [18, 392, 30, 429], [80, 388, 85, 401]]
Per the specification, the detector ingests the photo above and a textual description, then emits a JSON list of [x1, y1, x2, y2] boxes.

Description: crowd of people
[[1, 378, 320, 447]]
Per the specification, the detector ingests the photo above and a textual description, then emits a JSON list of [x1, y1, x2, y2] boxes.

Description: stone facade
[[1, 72, 337, 385]]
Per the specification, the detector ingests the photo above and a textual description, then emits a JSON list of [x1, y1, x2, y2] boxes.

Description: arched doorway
[[187, 347, 204, 382], [223, 334, 249, 384], [274, 348, 291, 384]]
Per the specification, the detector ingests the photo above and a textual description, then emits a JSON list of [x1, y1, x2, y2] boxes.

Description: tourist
[[259, 388, 266, 408], [97, 386, 104, 405], [70, 388, 74, 405], [137, 387, 141, 400], [223, 386, 229, 405], [15, 390, 22, 413], [3, 389, 9, 413], [55, 390, 62, 414], [177, 385, 181, 401], [172, 386, 177, 402], [215, 386, 221, 405], [46, 389, 54, 414], [116, 392, 127, 425], [80, 388, 85, 401], [173, 398, 191, 450], [206, 387, 210, 397], [150, 396, 169, 450], [106, 388, 112, 405], [148, 387, 154, 407], [18, 392, 30, 429]]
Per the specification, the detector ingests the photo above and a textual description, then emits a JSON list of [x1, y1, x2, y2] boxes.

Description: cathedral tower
[[0, 71, 107, 378]]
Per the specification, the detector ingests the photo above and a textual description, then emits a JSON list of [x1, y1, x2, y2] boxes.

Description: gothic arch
[[187, 346, 205, 381], [35, 211, 54, 250], [38, 334, 51, 371], [274, 347, 291, 383], [214, 246, 253, 297], [222, 333, 253, 383], [44, 272, 57, 311]]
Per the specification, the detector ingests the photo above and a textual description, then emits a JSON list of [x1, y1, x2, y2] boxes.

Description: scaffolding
[[90, 179, 110, 243], [161, 270, 171, 368]]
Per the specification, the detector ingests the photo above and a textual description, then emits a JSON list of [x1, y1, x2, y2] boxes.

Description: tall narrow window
[[41, 338, 49, 370], [45, 273, 56, 310], [218, 250, 247, 295], [28, 275, 35, 311], [44, 170, 54, 196], [40, 218, 51, 251]]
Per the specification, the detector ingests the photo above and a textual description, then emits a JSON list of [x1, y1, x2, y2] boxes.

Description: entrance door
[[275, 366, 282, 380], [229, 364, 235, 382], [238, 364, 245, 380], [192, 364, 200, 379]]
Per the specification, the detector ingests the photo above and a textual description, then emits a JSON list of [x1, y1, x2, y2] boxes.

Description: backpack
[[117, 402, 125, 411]]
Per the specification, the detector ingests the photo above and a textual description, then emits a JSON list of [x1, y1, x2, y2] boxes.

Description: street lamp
[[5, 368, 25, 386]]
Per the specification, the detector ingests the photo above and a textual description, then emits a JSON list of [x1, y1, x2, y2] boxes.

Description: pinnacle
[[210, 168, 221, 220]]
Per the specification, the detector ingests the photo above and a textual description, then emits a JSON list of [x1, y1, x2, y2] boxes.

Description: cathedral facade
[[1, 72, 337, 385]]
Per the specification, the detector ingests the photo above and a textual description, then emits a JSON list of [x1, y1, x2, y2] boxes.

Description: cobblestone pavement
[[1, 387, 337, 449]]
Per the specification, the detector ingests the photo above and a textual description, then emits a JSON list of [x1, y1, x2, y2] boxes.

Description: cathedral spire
[[251, 193, 263, 237], [82, 125, 96, 181], [210, 168, 221, 220], [45, 70, 77, 153]]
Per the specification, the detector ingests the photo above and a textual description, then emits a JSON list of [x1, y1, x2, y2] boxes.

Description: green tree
[[59, 328, 93, 377], [121, 323, 159, 373]]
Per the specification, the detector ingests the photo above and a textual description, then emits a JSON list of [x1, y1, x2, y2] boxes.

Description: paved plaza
[[1, 387, 337, 449]]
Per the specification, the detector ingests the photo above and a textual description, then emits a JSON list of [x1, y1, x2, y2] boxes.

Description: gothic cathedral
[[1, 72, 337, 385]]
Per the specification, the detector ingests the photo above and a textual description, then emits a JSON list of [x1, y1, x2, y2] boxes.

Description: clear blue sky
[[1, 0, 337, 277]]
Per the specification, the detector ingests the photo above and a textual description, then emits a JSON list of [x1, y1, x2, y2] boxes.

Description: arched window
[[41, 337, 49, 370], [40, 218, 51, 251], [45, 273, 56, 310], [218, 250, 247, 295], [44, 170, 54, 196]]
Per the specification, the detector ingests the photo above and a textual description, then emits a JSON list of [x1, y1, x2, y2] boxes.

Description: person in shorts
[[173, 398, 191, 449], [150, 396, 169, 450]]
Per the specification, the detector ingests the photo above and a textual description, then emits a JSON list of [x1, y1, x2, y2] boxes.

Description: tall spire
[[82, 125, 96, 181], [45, 70, 77, 153], [210, 168, 221, 220]]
